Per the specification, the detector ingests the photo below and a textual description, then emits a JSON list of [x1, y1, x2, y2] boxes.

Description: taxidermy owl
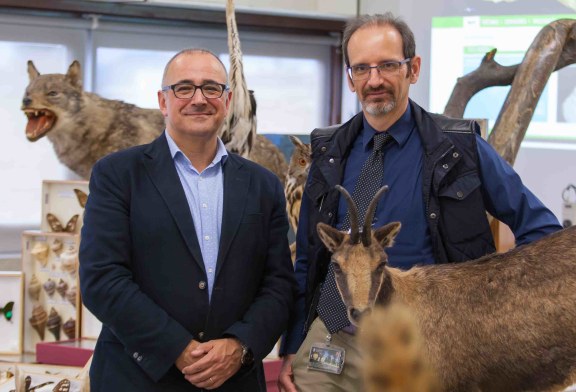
[[285, 135, 311, 234]]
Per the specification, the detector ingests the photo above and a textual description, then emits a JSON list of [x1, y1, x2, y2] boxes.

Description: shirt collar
[[165, 130, 229, 167], [361, 103, 414, 151]]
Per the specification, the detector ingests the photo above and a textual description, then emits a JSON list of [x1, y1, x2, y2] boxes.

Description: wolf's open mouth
[[24, 109, 56, 141]]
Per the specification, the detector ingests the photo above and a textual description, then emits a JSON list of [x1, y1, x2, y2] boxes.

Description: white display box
[[0, 272, 24, 354], [21, 231, 81, 353], [40, 180, 89, 234]]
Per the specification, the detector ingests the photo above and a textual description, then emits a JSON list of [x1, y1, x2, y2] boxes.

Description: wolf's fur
[[318, 186, 576, 392], [22, 60, 165, 179], [22, 59, 288, 182]]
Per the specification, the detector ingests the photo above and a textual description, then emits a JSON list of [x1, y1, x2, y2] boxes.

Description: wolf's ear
[[27, 60, 40, 81], [65, 61, 83, 90]]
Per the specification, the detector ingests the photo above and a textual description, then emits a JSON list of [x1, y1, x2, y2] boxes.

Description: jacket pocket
[[438, 172, 481, 200], [438, 172, 490, 245]]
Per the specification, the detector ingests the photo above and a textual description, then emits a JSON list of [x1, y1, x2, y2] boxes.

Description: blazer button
[[442, 163, 449, 169], [429, 212, 437, 219], [329, 158, 335, 164], [199, 281, 206, 290], [137, 355, 143, 362], [198, 331, 205, 340], [133, 352, 139, 359], [321, 146, 327, 152]]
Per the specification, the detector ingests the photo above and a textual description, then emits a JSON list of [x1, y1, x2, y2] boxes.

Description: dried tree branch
[[443, 19, 576, 164]]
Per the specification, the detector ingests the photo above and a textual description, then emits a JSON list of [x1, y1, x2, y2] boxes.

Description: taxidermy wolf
[[22, 60, 164, 179], [21, 59, 288, 181]]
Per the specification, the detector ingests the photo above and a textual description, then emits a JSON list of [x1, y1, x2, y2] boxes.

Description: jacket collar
[[141, 134, 250, 276], [142, 133, 205, 271], [410, 99, 454, 158]]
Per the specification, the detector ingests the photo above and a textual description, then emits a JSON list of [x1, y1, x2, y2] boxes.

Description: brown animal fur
[[21, 59, 288, 182], [22, 60, 164, 179], [359, 305, 439, 392], [285, 135, 311, 234], [285, 135, 311, 263], [223, 0, 288, 184], [318, 185, 576, 392]]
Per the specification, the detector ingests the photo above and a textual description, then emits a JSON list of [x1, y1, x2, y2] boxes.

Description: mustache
[[363, 86, 392, 94], [181, 105, 213, 115]]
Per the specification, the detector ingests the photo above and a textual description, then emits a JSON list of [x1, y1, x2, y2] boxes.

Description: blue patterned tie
[[317, 132, 392, 334]]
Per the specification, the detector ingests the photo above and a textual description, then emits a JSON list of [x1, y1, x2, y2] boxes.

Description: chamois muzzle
[[350, 307, 372, 323]]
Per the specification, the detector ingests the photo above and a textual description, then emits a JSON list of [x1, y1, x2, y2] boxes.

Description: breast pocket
[[438, 173, 488, 243], [439, 173, 481, 201]]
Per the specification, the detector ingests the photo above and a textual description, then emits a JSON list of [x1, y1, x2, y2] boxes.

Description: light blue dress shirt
[[165, 131, 228, 301]]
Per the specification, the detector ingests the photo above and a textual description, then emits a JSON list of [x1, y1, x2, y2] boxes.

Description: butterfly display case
[[40, 180, 88, 234], [0, 272, 24, 354], [21, 232, 81, 353], [0, 363, 16, 392], [13, 363, 89, 392]]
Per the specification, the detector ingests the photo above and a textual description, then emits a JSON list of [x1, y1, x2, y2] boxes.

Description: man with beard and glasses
[[277, 12, 561, 392]]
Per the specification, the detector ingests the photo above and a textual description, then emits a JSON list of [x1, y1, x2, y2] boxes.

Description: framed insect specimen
[[40, 180, 89, 234], [0, 271, 24, 354], [21, 232, 80, 353]]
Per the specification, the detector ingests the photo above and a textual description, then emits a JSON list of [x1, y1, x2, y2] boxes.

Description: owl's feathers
[[223, 0, 288, 184], [285, 135, 311, 234]]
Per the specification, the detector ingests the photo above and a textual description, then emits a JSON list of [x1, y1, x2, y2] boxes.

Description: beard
[[361, 87, 396, 115]]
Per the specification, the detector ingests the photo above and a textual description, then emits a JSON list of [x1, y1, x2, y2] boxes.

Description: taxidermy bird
[[284, 135, 311, 234], [223, 0, 288, 183]]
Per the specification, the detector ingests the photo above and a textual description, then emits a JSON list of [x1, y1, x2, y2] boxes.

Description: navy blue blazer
[[79, 133, 296, 391]]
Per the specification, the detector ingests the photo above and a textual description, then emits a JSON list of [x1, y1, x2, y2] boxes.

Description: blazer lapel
[[215, 155, 251, 277], [141, 133, 205, 271]]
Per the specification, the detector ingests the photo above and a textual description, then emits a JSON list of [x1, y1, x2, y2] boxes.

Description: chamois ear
[[373, 222, 402, 248], [65, 60, 83, 89], [317, 222, 346, 253], [27, 60, 40, 81]]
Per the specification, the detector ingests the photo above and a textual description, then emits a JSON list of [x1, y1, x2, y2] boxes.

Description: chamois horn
[[362, 185, 390, 246], [335, 185, 361, 244]]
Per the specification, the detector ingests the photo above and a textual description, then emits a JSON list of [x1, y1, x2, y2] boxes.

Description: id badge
[[307, 342, 345, 374]]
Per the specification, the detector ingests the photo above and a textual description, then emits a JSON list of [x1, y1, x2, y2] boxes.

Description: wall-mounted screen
[[429, 14, 576, 142]]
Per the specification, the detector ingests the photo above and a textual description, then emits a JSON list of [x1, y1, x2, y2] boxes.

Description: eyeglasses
[[1, 301, 14, 321], [347, 58, 411, 80], [162, 82, 228, 99]]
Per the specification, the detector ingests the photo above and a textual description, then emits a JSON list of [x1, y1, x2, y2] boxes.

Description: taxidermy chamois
[[317, 185, 576, 392]]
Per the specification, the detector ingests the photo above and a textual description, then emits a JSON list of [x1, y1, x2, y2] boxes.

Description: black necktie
[[317, 132, 392, 334]]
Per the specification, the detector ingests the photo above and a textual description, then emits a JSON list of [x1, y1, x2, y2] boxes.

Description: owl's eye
[[299, 158, 307, 167]]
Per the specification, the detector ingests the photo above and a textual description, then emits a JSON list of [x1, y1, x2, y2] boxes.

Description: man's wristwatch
[[239, 340, 254, 367]]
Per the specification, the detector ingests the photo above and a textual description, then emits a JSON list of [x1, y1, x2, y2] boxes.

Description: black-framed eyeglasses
[[161, 82, 229, 99], [347, 58, 411, 80]]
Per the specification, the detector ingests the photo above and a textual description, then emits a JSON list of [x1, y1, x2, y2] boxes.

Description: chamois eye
[[375, 262, 386, 273], [47, 91, 58, 97], [332, 263, 342, 273]]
